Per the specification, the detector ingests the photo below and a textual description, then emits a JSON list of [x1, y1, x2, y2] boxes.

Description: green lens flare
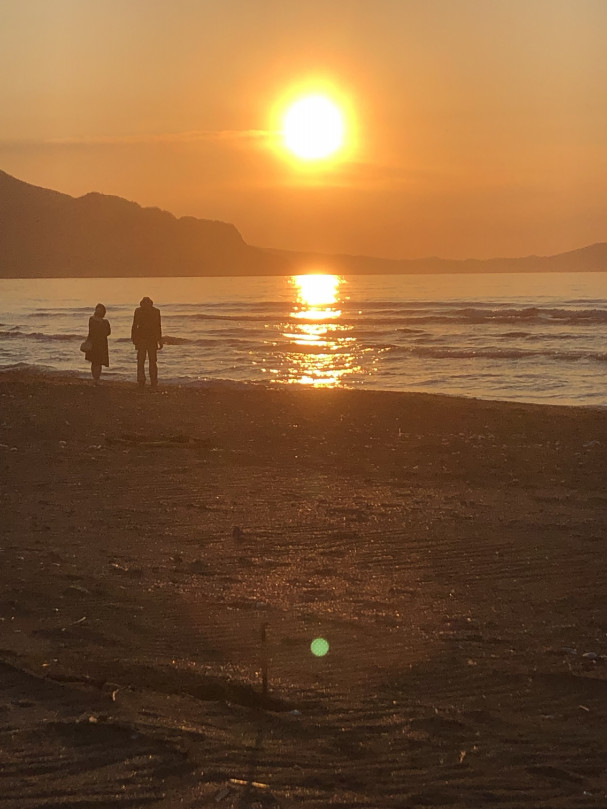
[[310, 637, 329, 657]]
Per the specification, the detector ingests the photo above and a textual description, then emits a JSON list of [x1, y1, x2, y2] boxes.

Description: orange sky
[[1, 0, 606, 260]]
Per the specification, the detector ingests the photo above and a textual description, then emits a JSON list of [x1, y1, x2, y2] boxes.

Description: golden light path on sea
[[283, 274, 357, 388]]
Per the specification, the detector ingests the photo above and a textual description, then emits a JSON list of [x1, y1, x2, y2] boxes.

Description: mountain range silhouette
[[1, 169, 605, 278]]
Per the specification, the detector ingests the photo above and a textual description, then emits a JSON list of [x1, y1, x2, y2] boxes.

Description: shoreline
[[2, 366, 606, 410], [1, 372, 607, 806]]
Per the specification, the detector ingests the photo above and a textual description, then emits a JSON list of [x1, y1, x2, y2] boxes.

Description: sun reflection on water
[[292, 274, 341, 317], [281, 274, 358, 387]]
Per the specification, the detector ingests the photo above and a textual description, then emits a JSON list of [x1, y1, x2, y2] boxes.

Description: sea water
[[0, 272, 606, 406]]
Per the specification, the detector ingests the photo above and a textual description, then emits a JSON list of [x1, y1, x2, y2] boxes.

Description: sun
[[282, 95, 345, 160]]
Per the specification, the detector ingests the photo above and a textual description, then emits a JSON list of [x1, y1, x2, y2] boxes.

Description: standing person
[[131, 296, 163, 388], [84, 303, 111, 385]]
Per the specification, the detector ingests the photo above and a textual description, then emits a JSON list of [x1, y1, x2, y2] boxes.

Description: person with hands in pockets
[[131, 296, 163, 388]]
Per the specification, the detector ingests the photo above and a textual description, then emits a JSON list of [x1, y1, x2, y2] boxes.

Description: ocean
[[1, 272, 606, 406]]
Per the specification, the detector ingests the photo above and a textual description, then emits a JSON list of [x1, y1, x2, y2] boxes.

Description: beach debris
[[106, 432, 208, 448], [110, 562, 144, 578], [212, 779, 276, 806], [230, 778, 270, 789], [583, 440, 601, 448], [77, 712, 100, 724], [63, 584, 91, 598], [581, 651, 606, 663]]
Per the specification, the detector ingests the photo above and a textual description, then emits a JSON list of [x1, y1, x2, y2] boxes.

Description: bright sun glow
[[283, 95, 345, 160], [293, 273, 341, 308]]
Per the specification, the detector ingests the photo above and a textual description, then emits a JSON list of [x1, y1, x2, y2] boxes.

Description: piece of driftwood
[[106, 433, 208, 448]]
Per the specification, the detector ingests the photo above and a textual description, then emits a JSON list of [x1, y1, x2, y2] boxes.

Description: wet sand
[[1, 371, 606, 807]]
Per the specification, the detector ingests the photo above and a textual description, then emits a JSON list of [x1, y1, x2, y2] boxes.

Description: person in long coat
[[85, 303, 111, 385], [131, 296, 163, 388]]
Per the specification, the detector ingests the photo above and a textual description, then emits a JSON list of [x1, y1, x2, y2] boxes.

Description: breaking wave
[[394, 346, 607, 362], [0, 330, 82, 341]]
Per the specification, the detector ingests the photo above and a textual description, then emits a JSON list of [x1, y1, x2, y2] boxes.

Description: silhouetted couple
[[83, 296, 163, 387], [131, 296, 163, 388]]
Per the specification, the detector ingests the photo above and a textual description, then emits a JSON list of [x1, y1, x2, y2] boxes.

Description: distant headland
[[1, 169, 605, 278]]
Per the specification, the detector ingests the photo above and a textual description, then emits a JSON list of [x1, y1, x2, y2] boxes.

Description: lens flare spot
[[310, 637, 330, 657]]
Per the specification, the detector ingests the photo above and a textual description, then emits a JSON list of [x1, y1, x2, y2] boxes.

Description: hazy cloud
[[0, 130, 276, 148]]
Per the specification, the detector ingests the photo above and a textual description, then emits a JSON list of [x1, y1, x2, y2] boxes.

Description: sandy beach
[[1, 371, 606, 808]]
